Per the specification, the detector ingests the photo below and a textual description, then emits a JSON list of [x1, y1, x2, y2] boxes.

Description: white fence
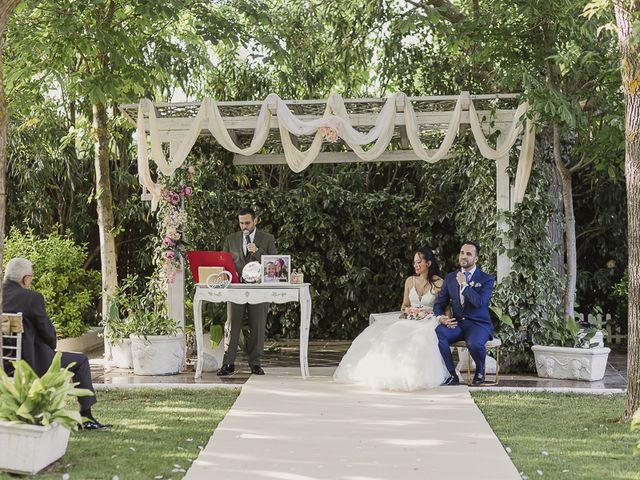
[[576, 312, 627, 345]]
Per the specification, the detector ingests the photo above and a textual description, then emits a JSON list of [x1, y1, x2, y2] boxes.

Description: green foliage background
[[3, 229, 101, 338]]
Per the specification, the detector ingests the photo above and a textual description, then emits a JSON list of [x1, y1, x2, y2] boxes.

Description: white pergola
[[120, 92, 533, 326]]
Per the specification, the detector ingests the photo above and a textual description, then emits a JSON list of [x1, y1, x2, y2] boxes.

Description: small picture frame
[[261, 255, 291, 283]]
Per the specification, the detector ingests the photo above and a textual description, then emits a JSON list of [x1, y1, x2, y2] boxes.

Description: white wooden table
[[193, 283, 312, 379]]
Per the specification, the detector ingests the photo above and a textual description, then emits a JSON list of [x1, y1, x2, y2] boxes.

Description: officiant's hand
[[247, 243, 258, 255], [439, 316, 457, 329]]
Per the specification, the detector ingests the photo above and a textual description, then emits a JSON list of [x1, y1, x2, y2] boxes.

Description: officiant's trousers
[[223, 302, 269, 366]]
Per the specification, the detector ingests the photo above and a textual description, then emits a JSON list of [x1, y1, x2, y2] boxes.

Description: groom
[[433, 241, 495, 385]]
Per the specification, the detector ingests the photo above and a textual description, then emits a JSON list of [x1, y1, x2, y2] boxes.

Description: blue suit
[[433, 267, 495, 376]]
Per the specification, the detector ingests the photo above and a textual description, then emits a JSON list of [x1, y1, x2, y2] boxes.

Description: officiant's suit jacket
[[223, 230, 277, 276], [2, 280, 96, 409], [221, 229, 277, 366], [433, 267, 495, 337]]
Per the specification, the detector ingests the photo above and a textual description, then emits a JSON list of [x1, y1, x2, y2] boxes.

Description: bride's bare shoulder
[[432, 275, 444, 287]]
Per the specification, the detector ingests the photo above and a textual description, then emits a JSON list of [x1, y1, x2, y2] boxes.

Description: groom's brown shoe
[[442, 374, 460, 386]]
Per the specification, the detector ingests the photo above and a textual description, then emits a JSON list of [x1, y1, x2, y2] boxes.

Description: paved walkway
[[89, 340, 628, 391], [183, 367, 521, 480]]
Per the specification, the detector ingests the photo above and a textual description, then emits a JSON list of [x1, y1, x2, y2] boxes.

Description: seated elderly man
[[2, 257, 111, 430]]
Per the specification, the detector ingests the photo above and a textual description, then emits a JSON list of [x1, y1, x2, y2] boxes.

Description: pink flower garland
[[159, 184, 192, 283]]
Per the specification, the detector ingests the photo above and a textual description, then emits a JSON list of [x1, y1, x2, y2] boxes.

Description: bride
[[333, 247, 449, 391]]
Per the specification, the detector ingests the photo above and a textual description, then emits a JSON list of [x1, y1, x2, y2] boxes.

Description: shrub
[[3, 228, 101, 338]]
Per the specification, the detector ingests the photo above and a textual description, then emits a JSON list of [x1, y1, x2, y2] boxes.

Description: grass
[[3, 388, 638, 479], [0, 388, 239, 480], [472, 392, 639, 480]]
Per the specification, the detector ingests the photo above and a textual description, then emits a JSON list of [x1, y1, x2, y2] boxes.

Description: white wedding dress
[[333, 285, 448, 391]]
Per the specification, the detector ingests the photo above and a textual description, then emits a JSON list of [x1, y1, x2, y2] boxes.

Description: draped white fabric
[[514, 120, 536, 204], [136, 92, 535, 209]]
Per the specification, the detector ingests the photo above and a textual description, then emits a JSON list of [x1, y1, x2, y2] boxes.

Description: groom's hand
[[456, 272, 467, 286], [439, 316, 458, 329]]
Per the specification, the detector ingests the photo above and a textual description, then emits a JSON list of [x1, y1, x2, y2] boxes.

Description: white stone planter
[[201, 333, 225, 372], [57, 326, 104, 353], [111, 338, 133, 369], [130, 333, 185, 375], [0, 421, 70, 474], [532, 344, 611, 381]]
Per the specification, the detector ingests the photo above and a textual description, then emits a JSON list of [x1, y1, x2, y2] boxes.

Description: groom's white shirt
[[460, 265, 477, 305]]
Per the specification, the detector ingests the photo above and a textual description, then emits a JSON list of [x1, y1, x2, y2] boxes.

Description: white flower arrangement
[[468, 281, 482, 288], [405, 306, 431, 320]]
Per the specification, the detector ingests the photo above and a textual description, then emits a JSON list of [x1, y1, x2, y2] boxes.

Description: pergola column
[[167, 140, 185, 328]]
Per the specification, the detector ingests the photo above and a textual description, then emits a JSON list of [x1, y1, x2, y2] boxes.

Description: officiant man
[[2, 257, 111, 430], [218, 207, 277, 376]]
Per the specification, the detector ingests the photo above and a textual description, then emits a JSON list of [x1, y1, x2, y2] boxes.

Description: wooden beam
[[232, 150, 449, 165], [137, 111, 516, 133], [119, 93, 520, 112]]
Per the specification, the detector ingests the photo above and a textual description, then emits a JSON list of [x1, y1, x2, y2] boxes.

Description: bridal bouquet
[[405, 306, 431, 321]]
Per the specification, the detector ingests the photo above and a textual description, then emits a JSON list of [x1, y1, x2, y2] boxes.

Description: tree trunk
[[543, 22, 577, 322], [0, 0, 22, 309], [92, 101, 118, 325], [542, 129, 566, 286], [552, 123, 577, 320], [615, 0, 640, 421]]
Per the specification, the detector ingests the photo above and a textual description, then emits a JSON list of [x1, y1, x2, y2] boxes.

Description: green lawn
[[472, 392, 639, 480], [2, 389, 638, 479], [0, 388, 239, 480]]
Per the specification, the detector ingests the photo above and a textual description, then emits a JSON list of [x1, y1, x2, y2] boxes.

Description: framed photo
[[261, 255, 291, 283]]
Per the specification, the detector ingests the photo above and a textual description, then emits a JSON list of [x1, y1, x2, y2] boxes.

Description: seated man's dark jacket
[[2, 280, 57, 376]]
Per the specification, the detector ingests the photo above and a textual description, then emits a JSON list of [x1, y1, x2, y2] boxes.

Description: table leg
[[299, 286, 311, 377], [193, 296, 204, 379]]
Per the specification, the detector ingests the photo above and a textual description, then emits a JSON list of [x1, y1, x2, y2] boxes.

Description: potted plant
[[126, 291, 185, 376], [531, 314, 610, 381], [101, 276, 140, 369], [101, 308, 136, 369], [0, 353, 93, 474]]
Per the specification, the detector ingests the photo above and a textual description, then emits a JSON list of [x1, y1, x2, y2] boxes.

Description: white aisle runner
[[184, 367, 520, 480]]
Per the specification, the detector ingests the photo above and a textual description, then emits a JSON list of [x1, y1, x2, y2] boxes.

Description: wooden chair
[[1, 313, 23, 374], [451, 338, 502, 385], [0, 332, 22, 373]]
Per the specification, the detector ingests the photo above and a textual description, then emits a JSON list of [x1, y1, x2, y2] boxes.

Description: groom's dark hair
[[461, 241, 480, 256]]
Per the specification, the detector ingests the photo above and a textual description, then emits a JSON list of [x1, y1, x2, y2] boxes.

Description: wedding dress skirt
[[333, 287, 448, 391]]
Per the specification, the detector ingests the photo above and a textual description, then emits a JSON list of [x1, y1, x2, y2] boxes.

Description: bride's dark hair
[[410, 247, 442, 288]]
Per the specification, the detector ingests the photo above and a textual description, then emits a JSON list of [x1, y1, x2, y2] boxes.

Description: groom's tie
[[460, 271, 471, 305]]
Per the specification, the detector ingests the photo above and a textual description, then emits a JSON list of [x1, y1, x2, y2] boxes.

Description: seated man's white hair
[[4, 258, 33, 282]]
